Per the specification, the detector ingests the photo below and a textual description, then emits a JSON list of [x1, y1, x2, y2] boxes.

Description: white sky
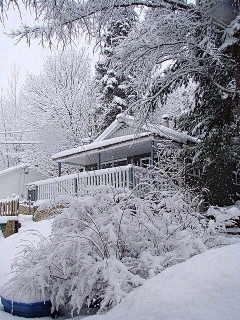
[[0, 1, 196, 91], [0, 8, 50, 90], [0, 7, 97, 91]]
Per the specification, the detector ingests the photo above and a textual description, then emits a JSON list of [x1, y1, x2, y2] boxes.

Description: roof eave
[[53, 133, 156, 163]]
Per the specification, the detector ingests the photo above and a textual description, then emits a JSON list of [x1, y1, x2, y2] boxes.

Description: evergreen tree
[[95, 8, 137, 132], [176, 3, 239, 206], [143, 1, 239, 205]]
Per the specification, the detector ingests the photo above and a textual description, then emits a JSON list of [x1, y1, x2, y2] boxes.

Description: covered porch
[[30, 125, 189, 202], [53, 132, 158, 175], [31, 133, 160, 202]]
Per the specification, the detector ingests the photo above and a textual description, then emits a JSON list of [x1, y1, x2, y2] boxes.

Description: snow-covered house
[[31, 114, 197, 203], [0, 164, 47, 201]]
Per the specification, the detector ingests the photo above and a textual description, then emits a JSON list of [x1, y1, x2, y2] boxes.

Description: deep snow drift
[[0, 218, 53, 319], [87, 242, 240, 320], [0, 217, 52, 290]]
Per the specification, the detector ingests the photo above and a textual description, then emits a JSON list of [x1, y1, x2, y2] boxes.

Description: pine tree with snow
[[95, 8, 137, 131], [136, 2, 239, 205]]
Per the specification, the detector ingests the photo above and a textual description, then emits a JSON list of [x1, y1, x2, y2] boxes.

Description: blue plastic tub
[[1, 297, 52, 318]]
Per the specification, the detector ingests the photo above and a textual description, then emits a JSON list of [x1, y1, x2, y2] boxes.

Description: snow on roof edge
[[52, 132, 153, 161], [0, 164, 29, 178], [122, 114, 199, 144], [94, 118, 123, 143], [52, 114, 199, 161]]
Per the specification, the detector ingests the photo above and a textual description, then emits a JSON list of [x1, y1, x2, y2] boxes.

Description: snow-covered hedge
[[3, 185, 239, 315]]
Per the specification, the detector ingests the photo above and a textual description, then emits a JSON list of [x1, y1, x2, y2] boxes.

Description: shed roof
[[0, 164, 29, 178]]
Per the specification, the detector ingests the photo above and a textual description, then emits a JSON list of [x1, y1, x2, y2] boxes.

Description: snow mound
[[0, 219, 52, 290], [88, 242, 240, 320]]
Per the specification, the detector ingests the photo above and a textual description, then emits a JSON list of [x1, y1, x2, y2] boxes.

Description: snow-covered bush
[[3, 181, 239, 315]]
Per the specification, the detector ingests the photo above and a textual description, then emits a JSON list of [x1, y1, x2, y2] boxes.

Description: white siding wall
[[0, 169, 46, 200]]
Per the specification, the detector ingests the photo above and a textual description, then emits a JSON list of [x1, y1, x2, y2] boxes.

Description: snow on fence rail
[[31, 165, 145, 202], [0, 197, 19, 216]]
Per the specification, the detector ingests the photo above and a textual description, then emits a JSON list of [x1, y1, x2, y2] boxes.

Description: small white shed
[[0, 164, 47, 201]]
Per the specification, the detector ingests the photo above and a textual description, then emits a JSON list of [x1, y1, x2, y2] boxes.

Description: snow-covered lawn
[[0, 218, 52, 319], [0, 215, 240, 320], [87, 242, 240, 320], [0, 218, 87, 320]]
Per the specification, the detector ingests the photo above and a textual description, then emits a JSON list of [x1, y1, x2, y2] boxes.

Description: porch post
[[97, 153, 101, 170], [35, 185, 38, 201], [150, 140, 154, 166], [58, 162, 62, 177], [74, 178, 78, 197], [129, 166, 133, 189]]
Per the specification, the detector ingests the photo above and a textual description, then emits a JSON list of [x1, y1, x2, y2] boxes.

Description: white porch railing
[[32, 165, 143, 202]]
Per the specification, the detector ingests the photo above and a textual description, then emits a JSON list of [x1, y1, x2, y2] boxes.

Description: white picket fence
[[33, 165, 144, 202]]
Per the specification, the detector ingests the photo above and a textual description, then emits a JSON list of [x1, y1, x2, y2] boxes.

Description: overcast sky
[[1, 1, 195, 92], [0, 8, 49, 90], [0, 7, 96, 92]]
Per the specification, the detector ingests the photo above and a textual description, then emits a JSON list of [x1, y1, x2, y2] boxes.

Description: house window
[[185, 158, 201, 178], [140, 157, 151, 167], [114, 158, 128, 167], [188, 166, 201, 178], [101, 161, 113, 169], [85, 164, 97, 171], [101, 158, 128, 169]]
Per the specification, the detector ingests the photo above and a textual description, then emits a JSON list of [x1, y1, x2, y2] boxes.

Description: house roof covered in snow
[[52, 132, 154, 164], [0, 164, 29, 178], [95, 114, 198, 144], [52, 114, 198, 164]]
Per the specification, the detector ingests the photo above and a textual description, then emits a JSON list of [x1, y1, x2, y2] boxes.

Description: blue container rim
[[1, 296, 51, 307]]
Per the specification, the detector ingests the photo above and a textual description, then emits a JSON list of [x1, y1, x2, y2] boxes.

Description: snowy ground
[[0, 216, 240, 320], [0, 218, 53, 319], [86, 242, 240, 320], [0, 218, 89, 320]]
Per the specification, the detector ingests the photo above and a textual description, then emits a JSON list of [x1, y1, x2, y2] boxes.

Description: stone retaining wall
[[34, 204, 65, 222]]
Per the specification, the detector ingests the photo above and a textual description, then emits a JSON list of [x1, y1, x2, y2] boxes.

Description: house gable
[[52, 113, 199, 165], [94, 114, 148, 143], [107, 124, 146, 140]]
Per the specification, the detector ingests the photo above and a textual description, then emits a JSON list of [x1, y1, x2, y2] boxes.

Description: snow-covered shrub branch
[[3, 180, 238, 315]]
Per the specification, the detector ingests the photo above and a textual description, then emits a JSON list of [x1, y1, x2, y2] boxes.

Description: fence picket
[[0, 198, 19, 216]]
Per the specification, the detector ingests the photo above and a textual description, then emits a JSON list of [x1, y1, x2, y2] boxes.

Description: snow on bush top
[[87, 241, 240, 320], [2, 185, 238, 315]]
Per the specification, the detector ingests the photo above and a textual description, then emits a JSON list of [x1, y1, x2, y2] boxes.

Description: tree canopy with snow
[[22, 49, 98, 148], [0, 49, 99, 176]]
